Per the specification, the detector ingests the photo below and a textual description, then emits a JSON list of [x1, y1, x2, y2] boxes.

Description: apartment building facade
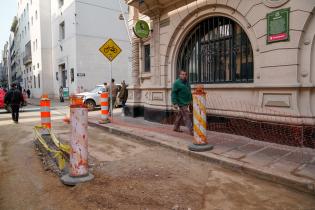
[[10, 0, 54, 98], [5, 0, 131, 98], [51, 0, 131, 96], [1, 42, 9, 88], [126, 0, 315, 148]]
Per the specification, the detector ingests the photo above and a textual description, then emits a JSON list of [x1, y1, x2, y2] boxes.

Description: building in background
[[3, 0, 54, 97], [1, 42, 9, 88], [1, 0, 131, 98], [126, 0, 315, 148], [51, 0, 131, 96]]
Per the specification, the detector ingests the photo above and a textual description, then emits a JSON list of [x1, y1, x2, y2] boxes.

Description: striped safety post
[[188, 85, 213, 152], [99, 92, 110, 124], [61, 95, 94, 185], [40, 94, 51, 130]]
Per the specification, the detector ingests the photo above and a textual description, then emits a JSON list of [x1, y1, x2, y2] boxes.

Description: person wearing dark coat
[[118, 80, 128, 111], [26, 89, 31, 98], [4, 83, 25, 123]]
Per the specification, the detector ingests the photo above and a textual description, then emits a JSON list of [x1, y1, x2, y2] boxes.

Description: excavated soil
[[1, 114, 315, 210]]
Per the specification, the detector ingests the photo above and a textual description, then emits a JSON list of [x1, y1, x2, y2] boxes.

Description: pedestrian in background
[[59, 86, 64, 102], [171, 70, 193, 135], [17, 84, 22, 92], [118, 80, 128, 116], [110, 78, 118, 108], [4, 83, 25, 123], [103, 82, 109, 92], [26, 89, 31, 98]]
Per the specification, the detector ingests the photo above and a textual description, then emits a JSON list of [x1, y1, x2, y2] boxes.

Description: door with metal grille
[[177, 16, 253, 84]]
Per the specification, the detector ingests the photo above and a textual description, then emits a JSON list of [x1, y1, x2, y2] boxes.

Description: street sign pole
[[98, 38, 122, 122], [109, 59, 113, 122]]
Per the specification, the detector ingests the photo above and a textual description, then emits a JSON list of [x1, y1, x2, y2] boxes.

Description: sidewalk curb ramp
[[33, 126, 70, 176], [88, 120, 315, 195]]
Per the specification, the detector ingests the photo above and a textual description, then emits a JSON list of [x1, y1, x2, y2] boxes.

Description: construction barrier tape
[[34, 126, 70, 170]]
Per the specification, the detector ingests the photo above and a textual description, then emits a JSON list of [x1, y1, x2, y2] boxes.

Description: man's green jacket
[[171, 79, 192, 106]]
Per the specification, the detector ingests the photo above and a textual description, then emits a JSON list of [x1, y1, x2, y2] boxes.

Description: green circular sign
[[133, 20, 150, 38]]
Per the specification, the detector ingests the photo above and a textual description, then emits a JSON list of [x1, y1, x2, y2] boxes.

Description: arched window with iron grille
[[177, 16, 254, 84]]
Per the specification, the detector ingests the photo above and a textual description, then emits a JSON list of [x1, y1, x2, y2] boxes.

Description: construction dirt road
[[0, 110, 315, 210]]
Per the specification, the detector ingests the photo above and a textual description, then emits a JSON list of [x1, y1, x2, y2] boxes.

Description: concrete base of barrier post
[[98, 119, 111, 124], [40, 128, 50, 136], [188, 143, 213, 152], [61, 173, 94, 186]]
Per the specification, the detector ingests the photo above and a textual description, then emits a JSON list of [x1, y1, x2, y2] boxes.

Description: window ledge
[[191, 83, 303, 89], [140, 72, 151, 79]]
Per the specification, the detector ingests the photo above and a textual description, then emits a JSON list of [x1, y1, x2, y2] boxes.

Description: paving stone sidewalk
[[88, 111, 315, 195]]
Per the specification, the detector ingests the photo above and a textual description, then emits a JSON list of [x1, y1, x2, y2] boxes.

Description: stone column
[[125, 7, 142, 117], [131, 37, 140, 87]]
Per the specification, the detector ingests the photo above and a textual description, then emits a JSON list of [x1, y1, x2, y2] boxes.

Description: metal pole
[[109, 60, 113, 121]]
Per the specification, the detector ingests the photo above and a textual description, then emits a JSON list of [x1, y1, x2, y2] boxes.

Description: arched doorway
[[176, 16, 254, 84]]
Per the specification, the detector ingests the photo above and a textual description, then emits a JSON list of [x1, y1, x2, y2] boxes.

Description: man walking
[[59, 86, 64, 102], [171, 70, 193, 135], [4, 83, 25, 123], [118, 80, 128, 116], [26, 88, 31, 98]]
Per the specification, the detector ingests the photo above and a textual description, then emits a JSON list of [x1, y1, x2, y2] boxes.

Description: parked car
[[0, 88, 6, 109], [76, 84, 122, 111]]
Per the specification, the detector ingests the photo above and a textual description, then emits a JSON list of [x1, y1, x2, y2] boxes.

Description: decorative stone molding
[[152, 92, 164, 101], [128, 90, 134, 100], [262, 0, 289, 8], [131, 37, 140, 87], [262, 93, 292, 108]]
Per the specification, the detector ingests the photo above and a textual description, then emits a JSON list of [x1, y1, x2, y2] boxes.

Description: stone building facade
[[126, 0, 315, 148]]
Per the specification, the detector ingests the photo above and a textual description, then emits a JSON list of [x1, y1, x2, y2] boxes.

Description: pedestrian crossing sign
[[99, 39, 122, 62]]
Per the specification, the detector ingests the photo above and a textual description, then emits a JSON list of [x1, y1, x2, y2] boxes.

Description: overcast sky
[[0, 0, 17, 58]]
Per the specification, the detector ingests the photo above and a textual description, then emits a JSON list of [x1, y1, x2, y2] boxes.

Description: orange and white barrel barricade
[[188, 85, 213, 152], [61, 96, 94, 185], [40, 94, 51, 129], [99, 92, 110, 124]]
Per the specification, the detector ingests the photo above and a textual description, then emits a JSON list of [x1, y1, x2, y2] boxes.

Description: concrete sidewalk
[[27, 98, 69, 107], [88, 111, 315, 195]]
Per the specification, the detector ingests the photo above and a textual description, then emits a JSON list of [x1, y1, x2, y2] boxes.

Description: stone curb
[[88, 120, 315, 195]]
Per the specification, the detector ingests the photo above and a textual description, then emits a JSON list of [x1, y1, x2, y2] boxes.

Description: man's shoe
[[173, 129, 183, 133]]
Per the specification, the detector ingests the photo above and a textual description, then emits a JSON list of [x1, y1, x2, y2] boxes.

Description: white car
[[76, 84, 121, 111]]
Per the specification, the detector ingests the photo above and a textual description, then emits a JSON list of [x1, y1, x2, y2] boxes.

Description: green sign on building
[[133, 20, 150, 39], [267, 8, 290, 44], [63, 87, 69, 99]]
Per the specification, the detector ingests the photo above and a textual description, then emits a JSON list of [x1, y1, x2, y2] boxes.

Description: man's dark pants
[[11, 104, 20, 122], [173, 105, 193, 134]]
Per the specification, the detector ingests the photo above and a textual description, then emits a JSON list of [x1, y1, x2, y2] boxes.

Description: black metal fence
[[177, 16, 254, 84]]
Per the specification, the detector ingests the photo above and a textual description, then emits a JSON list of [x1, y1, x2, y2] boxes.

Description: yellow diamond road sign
[[99, 38, 122, 62]]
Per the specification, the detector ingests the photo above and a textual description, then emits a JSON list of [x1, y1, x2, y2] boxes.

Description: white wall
[[15, 0, 53, 98], [51, 0, 131, 96], [51, 0, 77, 96]]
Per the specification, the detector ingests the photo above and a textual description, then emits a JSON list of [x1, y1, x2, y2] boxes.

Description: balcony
[[23, 41, 32, 65], [23, 55, 32, 65]]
